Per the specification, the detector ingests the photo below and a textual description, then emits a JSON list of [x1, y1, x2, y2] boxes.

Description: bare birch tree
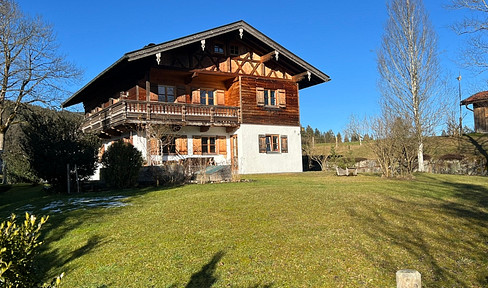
[[0, 0, 81, 180], [450, 0, 488, 73], [377, 0, 444, 172]]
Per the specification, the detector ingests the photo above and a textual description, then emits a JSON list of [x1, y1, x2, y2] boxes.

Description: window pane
[[272, 135, 278, 151], [265, 136, 271, 152], [264, 90, 269, 106], [200, 90, 206, 105], [208, 91, 214, 105], [270, 91, 276, 106]]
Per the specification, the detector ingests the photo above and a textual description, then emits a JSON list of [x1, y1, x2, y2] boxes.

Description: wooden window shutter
[[258, 135, 266, 153], [191, 89, 200, 104], [217, 136, 227, 156], [278, 89, 286, 108], [216, 89, 225, 105], [193, 136, 202, 155], [176, 136, 188, 155], [281, 135, 288, 153], [256, 87, 265, 106], [176, 86, 186, 103], [149, 138, 159, 155]]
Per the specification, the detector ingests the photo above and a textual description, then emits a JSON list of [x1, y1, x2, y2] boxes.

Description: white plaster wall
[[235, 124, 302, 174]]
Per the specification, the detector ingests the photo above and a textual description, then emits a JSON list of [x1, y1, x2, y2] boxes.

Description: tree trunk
[[0, 130, 6, 184], [417, 141, 424, 172]]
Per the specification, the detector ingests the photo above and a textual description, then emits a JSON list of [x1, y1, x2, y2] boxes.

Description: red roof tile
[[461, 91, 488, 105]]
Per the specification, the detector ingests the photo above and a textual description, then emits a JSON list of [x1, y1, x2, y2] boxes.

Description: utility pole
[[457, 74, 462, 136]]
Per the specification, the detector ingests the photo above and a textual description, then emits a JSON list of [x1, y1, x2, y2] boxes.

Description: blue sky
[[18, 0, 484, 134]]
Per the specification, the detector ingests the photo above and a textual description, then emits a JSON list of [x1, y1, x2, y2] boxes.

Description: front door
[[230, 135, 238, 174]]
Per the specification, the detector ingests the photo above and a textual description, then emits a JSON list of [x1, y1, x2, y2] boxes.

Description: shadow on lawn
[[178, 251, 273, 288], [347, 175, 488, 287]]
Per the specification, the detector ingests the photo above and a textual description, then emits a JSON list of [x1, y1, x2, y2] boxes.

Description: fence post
[[396, 269, 421, 288]]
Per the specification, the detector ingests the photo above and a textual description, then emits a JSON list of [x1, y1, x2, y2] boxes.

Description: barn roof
[[62, 20, 330, 108], [461, 91, 488, 105]]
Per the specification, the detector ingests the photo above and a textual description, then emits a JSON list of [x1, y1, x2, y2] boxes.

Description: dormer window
[[214, 44, 224, 54]]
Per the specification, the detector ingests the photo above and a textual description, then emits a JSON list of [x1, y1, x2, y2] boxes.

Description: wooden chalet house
[[62, 21, 330, 174]]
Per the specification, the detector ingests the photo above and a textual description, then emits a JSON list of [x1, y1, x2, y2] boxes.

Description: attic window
[[230, 45, 239, 55], [214, 44, 224, 54]]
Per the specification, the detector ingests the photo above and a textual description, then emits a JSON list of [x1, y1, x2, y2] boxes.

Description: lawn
[[1, 172, 487, 287]]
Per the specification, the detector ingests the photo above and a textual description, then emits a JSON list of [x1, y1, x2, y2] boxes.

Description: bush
[[101, 141, 143, 188], [0, 213, 63, 288]]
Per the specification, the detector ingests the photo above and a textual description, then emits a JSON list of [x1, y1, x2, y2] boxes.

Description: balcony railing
[[82, 99, 240, 133]]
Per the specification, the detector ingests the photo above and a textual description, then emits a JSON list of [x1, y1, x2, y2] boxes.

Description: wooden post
[[396, 269, 421, 288]]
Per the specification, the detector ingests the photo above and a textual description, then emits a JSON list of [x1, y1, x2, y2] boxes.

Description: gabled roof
[[62, 20, 330, 108], [461, 91, 488, 105]]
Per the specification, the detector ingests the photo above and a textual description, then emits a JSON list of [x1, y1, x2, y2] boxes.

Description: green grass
[[1, 173, 488, 287]]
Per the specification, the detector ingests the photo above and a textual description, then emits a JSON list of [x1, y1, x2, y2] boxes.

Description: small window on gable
[[230, 45, 239, 55], [214, 44, 224, 54]]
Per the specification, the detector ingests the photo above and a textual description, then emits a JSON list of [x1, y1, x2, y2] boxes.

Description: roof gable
[[63, 20, 330, 108]]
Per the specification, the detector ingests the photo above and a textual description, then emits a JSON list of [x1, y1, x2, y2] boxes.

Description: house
[[62, 21, 330, 175], [461, 91, 488, 133]]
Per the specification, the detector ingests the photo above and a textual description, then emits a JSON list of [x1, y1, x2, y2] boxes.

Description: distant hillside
[[307, 134, 488, 162]]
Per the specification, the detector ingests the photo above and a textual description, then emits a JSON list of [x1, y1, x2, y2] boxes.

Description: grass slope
[[310, 134, 488, 161], [1, 173, 487, 287]]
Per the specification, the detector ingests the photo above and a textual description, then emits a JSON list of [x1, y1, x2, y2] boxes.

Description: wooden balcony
[[82, 99, 241, 134]]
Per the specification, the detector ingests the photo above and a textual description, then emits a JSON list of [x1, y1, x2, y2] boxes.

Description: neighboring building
[[62, 21, 330, 174], [461, 91, 488, 134]]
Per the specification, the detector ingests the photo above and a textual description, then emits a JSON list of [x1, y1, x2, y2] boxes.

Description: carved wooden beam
[[260, 50, 279, 63], [292, 71, 312, 82]]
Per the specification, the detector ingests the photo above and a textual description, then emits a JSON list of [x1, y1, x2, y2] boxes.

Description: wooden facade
[[62, 21, 330, 173]]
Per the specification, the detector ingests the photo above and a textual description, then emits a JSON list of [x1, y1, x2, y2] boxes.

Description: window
[[161, 136, 176, 154], [202, 136, 216, 154], [266, 135, 279, 152], [264, 90, 276, 106], [230, 45, 239, 55], [256, 87, 286, 108], [200, 89, 215, 105], [158, 85, 175, 102], [259, 134, 287, 153], [214, 44, 224, 54]]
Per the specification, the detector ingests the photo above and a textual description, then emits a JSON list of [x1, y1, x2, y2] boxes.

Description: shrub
[[101, 141, 143, 188], [0, 213, 63, 288]]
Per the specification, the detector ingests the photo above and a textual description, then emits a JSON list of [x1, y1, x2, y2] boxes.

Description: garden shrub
[[101, 141, 143, 188], [0, 213, 63, 288]]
